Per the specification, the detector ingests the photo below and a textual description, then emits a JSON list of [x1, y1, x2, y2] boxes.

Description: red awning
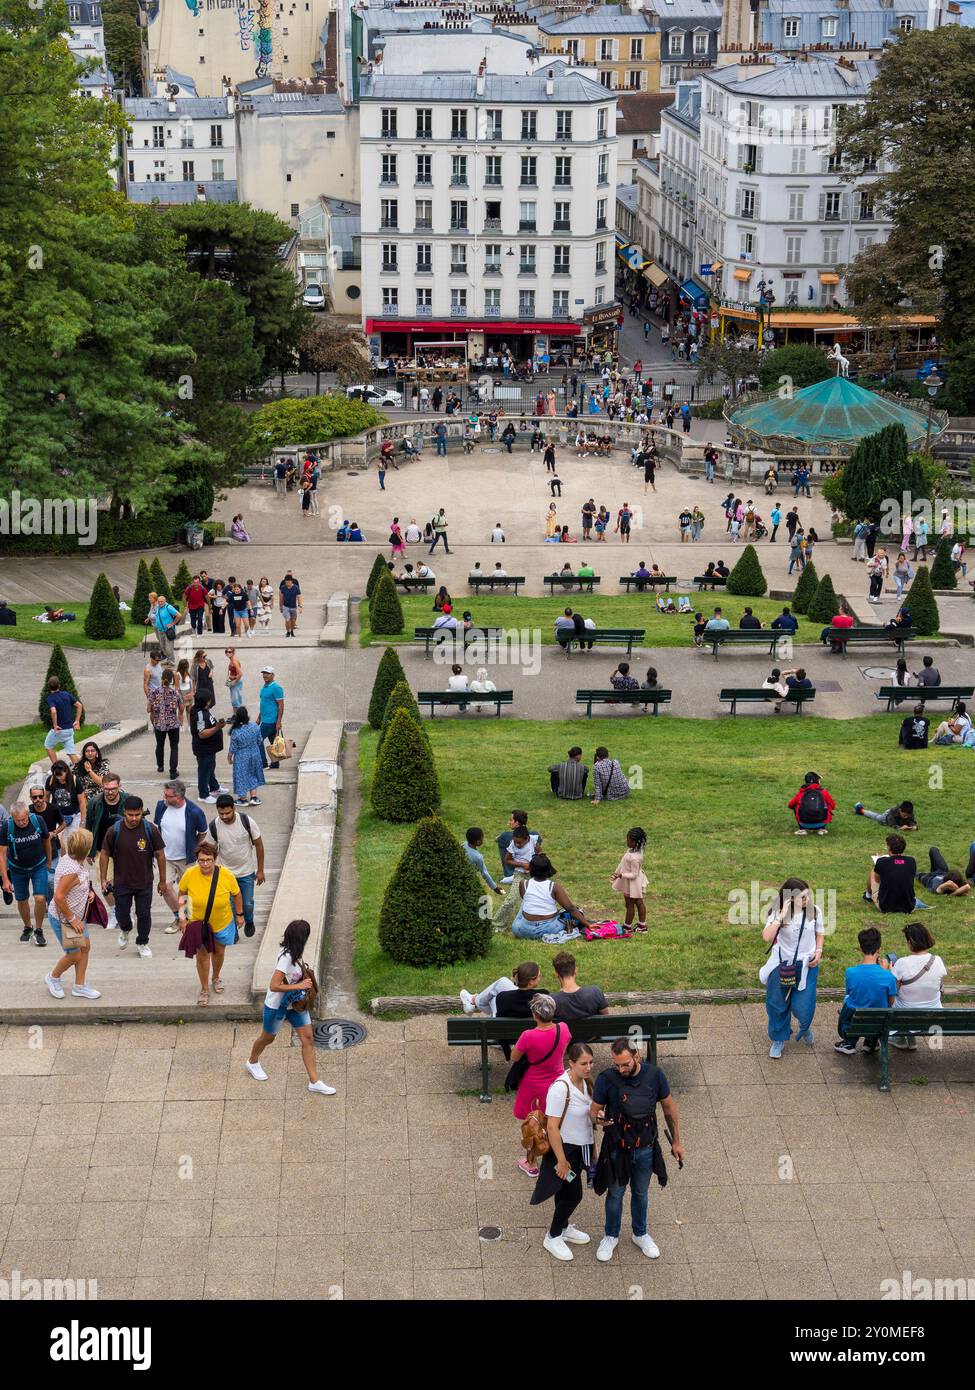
[[365, 319, 581, 336]]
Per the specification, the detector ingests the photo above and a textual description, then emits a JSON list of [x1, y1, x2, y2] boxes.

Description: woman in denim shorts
[[245, 919, 336, 1096]]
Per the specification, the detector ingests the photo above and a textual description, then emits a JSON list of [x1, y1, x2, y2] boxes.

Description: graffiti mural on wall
[[236, 0, 254, 51], [254, 0, 272, 75]]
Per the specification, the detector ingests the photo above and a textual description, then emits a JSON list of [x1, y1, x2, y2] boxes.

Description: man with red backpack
[[183, 575, 209, 636], [787, 771, 835, 836]]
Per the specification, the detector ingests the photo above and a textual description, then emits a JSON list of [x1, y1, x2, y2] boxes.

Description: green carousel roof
[[728, 375, 941, 452]]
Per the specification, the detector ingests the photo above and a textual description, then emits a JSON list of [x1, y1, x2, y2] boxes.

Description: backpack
[[4, 812, 46, 865], [613, 1074, 659, 1151], [798, 785, 827, 822], [209, 814, 254, 844]]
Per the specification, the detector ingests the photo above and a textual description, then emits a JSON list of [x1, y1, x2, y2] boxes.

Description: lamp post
[[924, 369, 942, 454]]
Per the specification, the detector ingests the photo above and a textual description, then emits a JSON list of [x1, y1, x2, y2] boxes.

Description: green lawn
[[355, 717, 975, 1009], [0, 604, 146, 650], [0, 723, 100, 795], [360, 593, 822, 647]]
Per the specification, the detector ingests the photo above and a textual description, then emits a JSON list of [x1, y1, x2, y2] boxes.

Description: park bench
[[576, 689, 672, 717], [820, 625, 916, 656], [706, 629, 786, 659], [719, 687, 816, 716], [394, 576, 436, 593], [694, 574, 728, 591], [447, 1011, 691, 1102], [468, 574, 525, 596], [545, 574, 601, 595], [413, 625, 504, 658], [877, 685, 973, 713], [557, 627, 645, 657], [416, 689, 513, 717], [619, 575, 677, 593], [845, 1007, 975, 1092]]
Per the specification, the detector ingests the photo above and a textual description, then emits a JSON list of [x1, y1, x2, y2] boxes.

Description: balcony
[[595, 219, 607, 230], [553, 266, 570, 276], [415, 303, 432, 317], [379, 178, 398, 187], [484, 177, 502, 188], [519, 180, 538, 190], [380, 219, 398, 230], [381, 261, 398, 273], [450, 179, 469, 190], [518, 306, 536, 319], [450, 263, 468, 275], [450, 305, 468, 318], [483, 217, 502, 231], [518, 220, 537, 233], [484, 263, 502, 275], [519, 264, 536, 276], [484, 304, 501, 317], [553, 219, 571, 232], [415, 176, 432, 186], [415, 217, 433, 230], [382, 303, 399, 317], [554, 182, 572, 191], [180, 139, 194, 149], [449, 221, 468, 233], [416, 125, 431, 140], [552, 306, 570, 319], [415, 264, 433, 274]]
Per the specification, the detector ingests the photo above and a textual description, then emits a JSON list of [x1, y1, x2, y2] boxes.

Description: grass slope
[[0, 723, 100, 796], [0, 604, 145, 650], [355, 717, 975, 1007]]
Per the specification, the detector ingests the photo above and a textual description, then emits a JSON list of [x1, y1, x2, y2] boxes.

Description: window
[[862, 154, 878, 173], [822, 190, 842, 221], [821, 16, 837, 37], [669, 31, 684, 55], [484, 244, 502, 272], [668, 65, 682, 85], [152, 124, 164, 148], [599, 71, 613, 89], [856, 233, 876, 254], [597, 109, 608, 139], [416, 287, 432, 312], [415, 198, 432, 230], [898, 15, 913, 31], [594, 285, 605, 304], [783, 17, 799, 38], [416, 243, 432, 272], [627, 70, 643, 91], [484, 155, 501, 186], [382, 287, 398, 314], [553, 201, 571, 232], [416, 108, 432, 138], [381, 154, 397, 185], [450, 200, 468, 230], [791, 145, 806, 174], [556, 110, 572, 140], [451, 108, 468, 138], [822, 233, 841, 264], [212, 159, 224, 180], [553, 289, 569, 317], [596, 242, 607, 273], [450, 244, 467, 273], [182, 160, 194, 180], [554, 156, 571, 187], [451, 288, 467, 315], [381, 198, 398, 229], [520, 155, 537, 187], [519, 200, 536, 232], [596, 198, 607, 229], [484, 200, 501, 229], [857, 191, 875, 220], [415, 155, 431, 185], [127, 159, 134, 181], [210, 125, 223, 147], [484, 287, 501, 316], [381, 108, 397, 138], [739, 231, 754, 257], [565, 39, 579, 60], [381, 242, 398, 272], [521, 110, 537, 141], [597, 152, 609, 185], [630, 37, 643, 59], [740, 187, 756, 218], [788, 191, 804, 221], [599, 38, 616, 60], [693, 31, 708, 54], [519, 244, 536, 274], [519, 289, 535, 318], [554, 245, 570, 275], [785, 235, 803, 266], [451, 155, 468, 187]]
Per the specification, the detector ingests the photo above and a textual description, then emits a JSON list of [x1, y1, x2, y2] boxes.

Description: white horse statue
[[829, 342, 850, 378]]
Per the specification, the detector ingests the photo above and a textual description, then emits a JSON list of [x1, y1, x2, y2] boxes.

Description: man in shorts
[[44, 677, 82, 765], [0, 801, 53, 944], [279, 570, 302, 637]]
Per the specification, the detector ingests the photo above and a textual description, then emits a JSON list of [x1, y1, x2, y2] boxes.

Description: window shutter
[[734, 186, 741, 216], [755, 146, 762, 174], [753, 189, 760, 219], [840, 193, 850, 221], [818, 192, 826, 221]]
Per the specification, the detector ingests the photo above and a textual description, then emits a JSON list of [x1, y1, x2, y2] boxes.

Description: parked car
[[302, 284, 326, 310], [345, 384, 404, 407]]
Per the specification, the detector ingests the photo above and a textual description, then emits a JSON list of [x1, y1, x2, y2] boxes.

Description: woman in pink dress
[[510, 995, 572, 1176], [389, 517, 406, 560]]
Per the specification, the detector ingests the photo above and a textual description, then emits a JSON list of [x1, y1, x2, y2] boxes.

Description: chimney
[[223, 77, 235, 114], [545, 70, 554, 95], [476, 57, 486, 94], [167, 97, 176, 113]]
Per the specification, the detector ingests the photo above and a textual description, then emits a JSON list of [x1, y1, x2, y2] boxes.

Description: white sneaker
[[117, 931, 128, 949], [203, 795, 218, 804], [137, 944, 152, 959], [308, 1080, 337, 1096], [164, 922, 180, 933], [44, 972, 65, 999], [459, 988, 476, 1015], [543, 1232, 573, 1261], [71, 984, 101, 999], [596, 1236, 619, 1262], [107, 910, 117, 930], [245, 1060, 268, 1081], [562, 1224, 591, 1245], [632, 1232, 660, 1259]]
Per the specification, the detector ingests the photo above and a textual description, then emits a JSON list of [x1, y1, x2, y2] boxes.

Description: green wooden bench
[[413, 626, 504, 658], [876, 685, 972, 712], [416, 689, 513, 717], [557, 627, 645, 657], [820, 625, 916, 656], [719, 687, 816, 716], [545, 574, 601, 595], [394, 576, 436, 593], [447, 1012, 691, 1102], [576, 688, 672, 716], [707, 629, 784, 659], [469, 575, 525, 596], [694, 574, 728, 590], [619, 575, 676, 592], [845, 1007, 975, 1091]]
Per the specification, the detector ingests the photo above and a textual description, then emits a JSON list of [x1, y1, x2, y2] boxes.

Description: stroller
[[753, 515, 769, 541]]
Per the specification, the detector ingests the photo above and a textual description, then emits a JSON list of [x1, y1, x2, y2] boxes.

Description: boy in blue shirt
[[834, 926, 896, 1054]]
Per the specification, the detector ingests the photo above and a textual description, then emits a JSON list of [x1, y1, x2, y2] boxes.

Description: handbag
[[84, 893, 109, 928], [184, 866, 221, 951], [775, 909, 806, 993], [504, 1021, 563, 1093], [58, 912, 87, 948], [285, 959, 319, 1014]]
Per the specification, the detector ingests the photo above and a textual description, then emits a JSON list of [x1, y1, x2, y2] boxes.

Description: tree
[[131, 559, 153, 626], [377, 816, 490, 967], [84, 572, 125, 640], [695, 341, 759, 397], [807, 574, 840, 624], [841, 27, 975, 413], [102, 0, 143, 93], [929, 536, 957, 590], [368, 647, 407, 729], [371, 708, 441, 823], [377, 680, 429, 758], [149, 558, 171, 603], [366, 552, 389, 601], [725, 543, 767, 597], [826, 425, 920, 523], [299, 317, 371, 392], [171, 560, 193, 601], [757, 345, 834, 392], [904, 566, 939, 636], [791, 560, 819, 614], [38, 645, 83, 725], [369, 570, 404, 636], [250, 394, 384, 453]]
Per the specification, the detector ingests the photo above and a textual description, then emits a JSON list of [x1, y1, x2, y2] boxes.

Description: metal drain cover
[[478, 1226, 502, 1242], [346, 471, 361, 478], [312, 1018, 367, 1050], [343, 720, 365, 732]]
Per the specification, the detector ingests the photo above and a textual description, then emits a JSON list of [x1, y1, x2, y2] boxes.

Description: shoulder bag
[[186, 866, 221, 951], [774, 909, 807, 993], [897, 956, 934, 990], [504, 1021, 564, 1094]]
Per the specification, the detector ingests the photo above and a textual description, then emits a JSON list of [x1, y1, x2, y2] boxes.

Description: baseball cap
[[260, 665, 275, 674]]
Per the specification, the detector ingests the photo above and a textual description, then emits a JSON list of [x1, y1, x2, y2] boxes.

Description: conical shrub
[[171, 559, 193, 600], [366, 552, 388, 600], [149, 557, 171, 604], [807, 573, 840, 624], [377, 679, 429, 758], [725, 543, 767, 597], [929, 536, 957, 590], [132, 558, 153, 626], [378, 815, 491, 967], [369, 569, 404, 636], [791, 559, 819, 614], [371, 707, 440, 822], [84, 572, 125, 640], [904, 565, 939, 636], [368, 647, 407, 729], [38, 645, 83, 725]]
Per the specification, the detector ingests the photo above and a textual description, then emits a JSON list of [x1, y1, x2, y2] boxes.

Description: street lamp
[[924, 369, 942, 454]]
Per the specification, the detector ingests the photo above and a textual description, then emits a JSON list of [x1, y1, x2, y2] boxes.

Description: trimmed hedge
[[149, 557, 171, 604], [369, 569, 404, 636], [84, 573, 125, 640], [368, 647, 407, 729], [0, 512, 178, 557], [366, 552, 388, 601], [131, 558, 154, 627], [38, 645, 84, 726], [377, 679, 428, 758], [791, 560, 819, 614], [904, 566, 939, 636], [725, 543, 767, 597], [370, 708, 441, 823], [929, 537, 957, 590], [807, 573, 840, 624], [171, 559, 193, 600], [377, 815, 491, 967]]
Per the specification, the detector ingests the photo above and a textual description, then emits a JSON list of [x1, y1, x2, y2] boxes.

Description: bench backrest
[[446, 1011, 690, 1044], [560, 628, 645, 639], [878, 686, 970, 697], [576, 689, 671, 699], [851, 1007, 975, 1036]]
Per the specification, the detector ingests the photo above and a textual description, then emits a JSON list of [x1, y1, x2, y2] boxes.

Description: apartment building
[[122, 83, 238, 201], [538, 8, 661, 92]]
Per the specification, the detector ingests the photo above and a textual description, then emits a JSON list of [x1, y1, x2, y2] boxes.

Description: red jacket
[[787, 782, 835, 823]]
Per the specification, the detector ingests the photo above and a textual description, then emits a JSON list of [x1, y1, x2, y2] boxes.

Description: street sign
[[700, 263, 713, 277]]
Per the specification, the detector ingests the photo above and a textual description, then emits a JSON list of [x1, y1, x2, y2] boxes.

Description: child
[[853, 799, 917, 830], [787, 771, 835, 836], [611, 828, 648, 933], [462, 828, 504, 896], [833, 927, 896, 1055]]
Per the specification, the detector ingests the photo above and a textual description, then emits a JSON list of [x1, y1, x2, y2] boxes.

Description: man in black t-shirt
[[27, 787, 65, 887], [898, 705, 929, 750], [866, 833, 918, 913], [99, 796, 166, 955]]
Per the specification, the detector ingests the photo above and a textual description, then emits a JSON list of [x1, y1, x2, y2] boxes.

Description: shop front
[[582, 302, 623, 356], [364, 318, 582, 367]]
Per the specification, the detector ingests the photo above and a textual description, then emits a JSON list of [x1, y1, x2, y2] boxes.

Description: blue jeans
[[229, 679, 244, 709], [705, 460, 714, 482], [237, 872, 256, 931], [436, 439, 447, 456], [605, 1143, 654, 1239], [196, 751, 219, 799], [765, 964, 819, 1043], [512, 908, 559, 940]]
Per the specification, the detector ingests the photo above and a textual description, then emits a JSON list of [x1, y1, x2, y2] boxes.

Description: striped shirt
[[549, 759, 589, 801]]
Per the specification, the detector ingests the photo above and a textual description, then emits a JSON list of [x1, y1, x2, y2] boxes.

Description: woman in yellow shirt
[[178, 841, 244, 1004]]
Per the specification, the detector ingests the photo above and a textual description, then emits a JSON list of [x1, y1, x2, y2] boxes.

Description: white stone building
[[122, 83, 238, 200]]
